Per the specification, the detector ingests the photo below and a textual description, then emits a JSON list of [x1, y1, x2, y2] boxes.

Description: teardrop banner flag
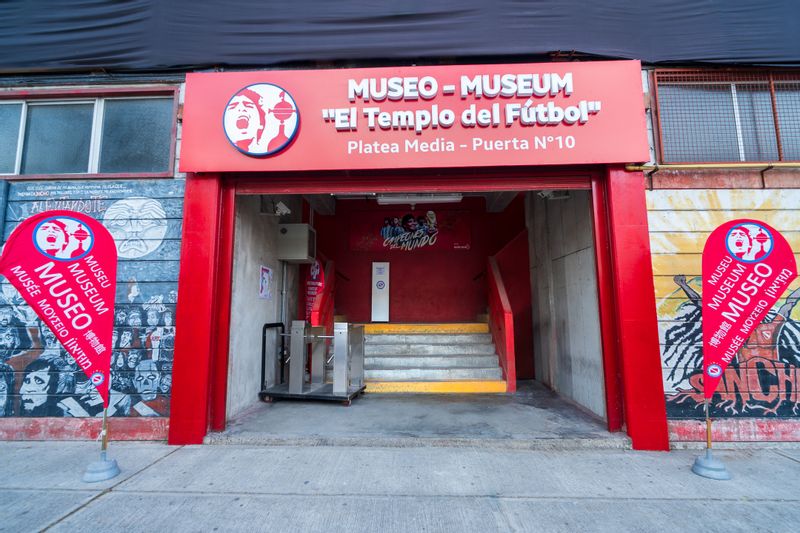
[[0, 210, 117, 406], [702, 219, 797, 398]]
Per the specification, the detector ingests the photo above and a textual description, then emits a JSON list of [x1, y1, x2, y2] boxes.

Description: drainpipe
[[626, 162, 800, 173]]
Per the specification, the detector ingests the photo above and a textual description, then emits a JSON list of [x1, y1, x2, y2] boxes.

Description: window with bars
[[0, 95, 175, 176], [654, 71, 800, 163]]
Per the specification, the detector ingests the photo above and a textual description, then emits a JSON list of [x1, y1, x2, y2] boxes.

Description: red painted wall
[[315, 195, 526, 323], [494, 230, 534, 380]]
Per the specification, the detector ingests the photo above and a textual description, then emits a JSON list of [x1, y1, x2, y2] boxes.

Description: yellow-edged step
[[366, 380, 507, 394], [363, 323, 489, 335]]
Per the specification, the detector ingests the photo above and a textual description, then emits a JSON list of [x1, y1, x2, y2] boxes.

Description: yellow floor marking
[[362, 323, 490, 334]]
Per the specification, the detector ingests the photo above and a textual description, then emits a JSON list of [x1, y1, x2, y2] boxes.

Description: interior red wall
[[494, 230, 534, 380], [315, 195, 525, 323]]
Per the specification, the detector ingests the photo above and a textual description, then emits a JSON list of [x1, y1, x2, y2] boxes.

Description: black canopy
[[1, 1, 799, 73]]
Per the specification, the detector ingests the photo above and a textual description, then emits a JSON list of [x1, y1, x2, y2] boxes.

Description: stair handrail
[[310, 259, 336, 335], [487, 256, 516, 392]]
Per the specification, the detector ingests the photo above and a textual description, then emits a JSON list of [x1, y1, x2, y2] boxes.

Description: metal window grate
[[654, 70, 800, 163]]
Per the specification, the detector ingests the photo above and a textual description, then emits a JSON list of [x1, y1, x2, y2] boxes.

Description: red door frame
[[167, 166, 669, 451]]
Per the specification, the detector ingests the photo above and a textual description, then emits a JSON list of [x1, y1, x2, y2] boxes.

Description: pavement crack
[[101, 489, 800, 503], [38, 445, 184, 532], [773, 450, 800, 464]]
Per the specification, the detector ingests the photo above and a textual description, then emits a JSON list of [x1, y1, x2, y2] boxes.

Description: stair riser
[[365, 355, 500, 369], [365, 344, 496, 356], [365, 368, 503, 381]]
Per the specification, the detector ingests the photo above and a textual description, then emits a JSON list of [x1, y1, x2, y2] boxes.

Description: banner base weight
[[691, 449, 731, 480], [82, 451, 121, 483]]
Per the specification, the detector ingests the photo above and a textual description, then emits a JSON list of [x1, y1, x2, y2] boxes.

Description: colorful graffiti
[[662, 275, 800, 417], [0, 179, 183, 418]]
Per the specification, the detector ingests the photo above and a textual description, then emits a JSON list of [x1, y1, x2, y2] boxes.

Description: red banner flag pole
[[693, 219, 798, 479], [0, 210, 121, 481]]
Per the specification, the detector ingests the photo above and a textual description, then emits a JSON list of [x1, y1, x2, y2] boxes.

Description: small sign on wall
[[259, 265, 273, 300], [372, 262, 390, 322]]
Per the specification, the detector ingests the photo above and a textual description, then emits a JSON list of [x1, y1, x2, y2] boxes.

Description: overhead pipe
[[626, 162, 800, 173]]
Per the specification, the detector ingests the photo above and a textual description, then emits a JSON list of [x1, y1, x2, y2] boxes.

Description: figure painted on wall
[[19, 358, 60, 416], [0, 323, 32, 362], [1, 283, 39, 326], [662, 275, 703, 390], [0, 363, 14, 416], [663, 275, 800, 417], [131, 360, 168, 416], [103, 197, 168, 259], [37, 320, 62, 359]]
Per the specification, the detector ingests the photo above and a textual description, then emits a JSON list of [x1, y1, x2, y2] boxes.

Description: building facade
[[1, 2, 799, 450]]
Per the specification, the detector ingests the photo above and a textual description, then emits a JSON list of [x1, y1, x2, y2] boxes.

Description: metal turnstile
[[259, 320, 366, 405]]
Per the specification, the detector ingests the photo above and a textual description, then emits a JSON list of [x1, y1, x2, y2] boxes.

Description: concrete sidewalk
[[209, 382, 630, 449], [2, 441, 800, 533]]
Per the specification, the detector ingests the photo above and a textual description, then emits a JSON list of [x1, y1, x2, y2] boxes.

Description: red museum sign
[[180, 60, 649, 172]]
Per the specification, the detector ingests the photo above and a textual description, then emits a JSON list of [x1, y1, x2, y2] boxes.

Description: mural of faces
[[1, 181, 182, 419]]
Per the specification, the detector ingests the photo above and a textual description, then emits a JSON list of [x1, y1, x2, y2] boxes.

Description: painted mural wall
[[648, 189, 800, 419], [0, 179, 184, 419]]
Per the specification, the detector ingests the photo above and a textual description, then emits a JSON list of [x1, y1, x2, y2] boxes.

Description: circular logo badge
[[725, 222, 774, 263], [376, 281, 386, 290], [706, 364, 723, 378], [223, 83, 299, 157], [33, 216, 95, 261], [90, 371, 105, 386]]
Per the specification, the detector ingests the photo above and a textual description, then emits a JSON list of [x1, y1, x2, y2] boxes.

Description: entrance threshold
[[206, 382, 630, 450]]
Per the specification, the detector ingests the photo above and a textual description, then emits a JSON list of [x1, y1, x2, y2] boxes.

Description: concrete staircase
[[362, 323, 507, 393]]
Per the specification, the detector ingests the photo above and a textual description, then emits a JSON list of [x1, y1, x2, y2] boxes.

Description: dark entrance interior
[[221, 185, 612, 443]]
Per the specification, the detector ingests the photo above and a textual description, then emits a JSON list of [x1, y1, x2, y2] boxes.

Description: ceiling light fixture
[[376, 193, 463, 206]]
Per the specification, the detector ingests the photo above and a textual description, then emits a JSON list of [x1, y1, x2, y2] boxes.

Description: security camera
[[274, 201, 292, 216]]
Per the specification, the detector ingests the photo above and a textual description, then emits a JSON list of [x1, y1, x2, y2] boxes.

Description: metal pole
[[82, 404, 120, 482], [332, 322, 349, 395], [101, 406, 109, 452], [289, 320, 306, 394], [691, 398, 731, 480]]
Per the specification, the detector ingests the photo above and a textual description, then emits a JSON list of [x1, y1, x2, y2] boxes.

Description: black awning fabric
[[1, 1, 799, 73]]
